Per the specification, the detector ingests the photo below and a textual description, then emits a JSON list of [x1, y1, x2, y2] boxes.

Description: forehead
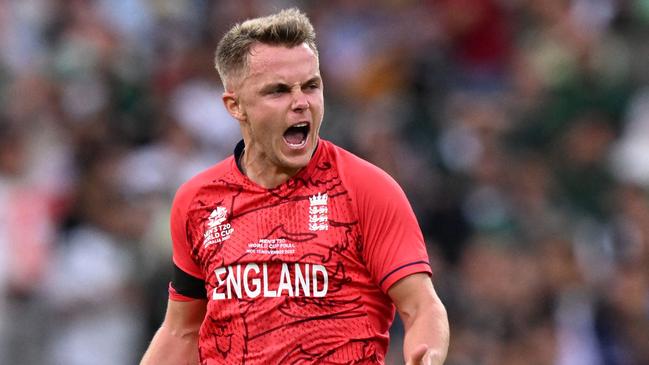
[[245, 43, 319, 84]]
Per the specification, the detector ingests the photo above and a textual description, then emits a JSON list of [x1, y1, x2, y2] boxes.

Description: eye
[[271, 86, 289, 94], [303, 81, 320, 91], [263, 84, 290, 95]]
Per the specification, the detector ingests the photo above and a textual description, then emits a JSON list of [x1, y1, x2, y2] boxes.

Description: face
[[224, 42, 324, 175]]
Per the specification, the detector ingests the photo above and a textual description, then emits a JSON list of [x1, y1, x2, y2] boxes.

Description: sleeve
[[169, 182, 206, 300], [344, 157, 431, 293]]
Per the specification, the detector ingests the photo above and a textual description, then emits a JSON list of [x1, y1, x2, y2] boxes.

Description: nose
[[291, 89, 309, 112]]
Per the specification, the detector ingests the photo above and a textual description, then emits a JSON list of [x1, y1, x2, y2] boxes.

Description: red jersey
[[170, 139, 431, 364]]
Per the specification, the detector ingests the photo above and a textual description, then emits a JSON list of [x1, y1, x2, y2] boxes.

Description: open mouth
[[283, 122, 310, 147]]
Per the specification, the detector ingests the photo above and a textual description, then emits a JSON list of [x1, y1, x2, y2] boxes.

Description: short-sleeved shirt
[[170, 139, 431, 364]]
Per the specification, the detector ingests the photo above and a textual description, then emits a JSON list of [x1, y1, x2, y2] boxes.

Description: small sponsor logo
[[208, 206, 228, 227], [204, 206, 234, 247], [308, 193, 328, 231]]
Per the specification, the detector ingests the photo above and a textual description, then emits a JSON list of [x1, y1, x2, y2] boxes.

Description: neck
[[240, 150, 301, 189]]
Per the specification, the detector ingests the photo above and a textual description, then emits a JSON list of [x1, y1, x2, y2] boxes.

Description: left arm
[[388, 273, 449, 365]]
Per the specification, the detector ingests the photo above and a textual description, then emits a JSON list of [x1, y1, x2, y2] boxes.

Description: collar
[[234, 139, 245, 174]]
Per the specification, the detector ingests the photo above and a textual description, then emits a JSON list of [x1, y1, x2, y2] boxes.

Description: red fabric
[[169, 139, 431, 364], [335, 147, 432, 293]]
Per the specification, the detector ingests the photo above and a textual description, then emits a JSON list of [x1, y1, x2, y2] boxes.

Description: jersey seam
[[378, 260, 430, 287]]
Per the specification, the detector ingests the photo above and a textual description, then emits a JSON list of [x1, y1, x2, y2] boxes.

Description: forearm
[[140, 324, 200, 365], [390, 274, 449, 365], [140, 299, 206, 365], [402, 296, 449, 365]]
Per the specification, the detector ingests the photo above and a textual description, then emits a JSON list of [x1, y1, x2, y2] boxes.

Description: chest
[[189, 185, 362, 278]]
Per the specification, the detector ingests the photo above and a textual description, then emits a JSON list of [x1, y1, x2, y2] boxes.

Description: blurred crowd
[[0, 0, 648, 364]]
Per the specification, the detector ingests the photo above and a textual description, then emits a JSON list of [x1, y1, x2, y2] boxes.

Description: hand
[[405, 344, 440, 365]]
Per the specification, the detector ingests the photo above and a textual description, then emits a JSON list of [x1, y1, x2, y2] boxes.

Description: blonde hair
[[215, 8, 318, 89]]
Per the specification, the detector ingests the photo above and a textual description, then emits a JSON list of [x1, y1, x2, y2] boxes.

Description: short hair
[[215, 8, 318, 90]]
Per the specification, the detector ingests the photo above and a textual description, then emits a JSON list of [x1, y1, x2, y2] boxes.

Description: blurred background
[[0, 0, 648, 364]]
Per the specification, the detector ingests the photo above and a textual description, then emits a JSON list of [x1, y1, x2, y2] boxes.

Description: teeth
[[293, 122, 308, 127]]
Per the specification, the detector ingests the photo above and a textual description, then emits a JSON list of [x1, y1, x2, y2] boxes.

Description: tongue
[[284, 128, 305, 145]]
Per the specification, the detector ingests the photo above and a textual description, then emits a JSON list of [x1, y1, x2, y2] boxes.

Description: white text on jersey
[[212, 263, 328, 300]]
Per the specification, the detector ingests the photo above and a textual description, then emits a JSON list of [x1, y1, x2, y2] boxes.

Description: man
[[141, 8, 449, 365]]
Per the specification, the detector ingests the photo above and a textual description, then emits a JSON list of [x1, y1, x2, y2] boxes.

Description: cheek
[[247, 104, 282, 131], [309, 95, 324, 114], [250, 118, 288, 149]]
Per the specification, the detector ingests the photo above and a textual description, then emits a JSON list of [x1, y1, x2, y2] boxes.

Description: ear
[[222, 91, 246, 122]]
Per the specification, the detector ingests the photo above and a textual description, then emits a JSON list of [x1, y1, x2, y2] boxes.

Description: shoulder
[[325, 141, 404, 198], [172, 157, 235, 211]]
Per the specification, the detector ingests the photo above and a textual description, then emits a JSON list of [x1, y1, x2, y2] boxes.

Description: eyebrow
[[303, 76, 322, 85], [259, 76, 322, 94]]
